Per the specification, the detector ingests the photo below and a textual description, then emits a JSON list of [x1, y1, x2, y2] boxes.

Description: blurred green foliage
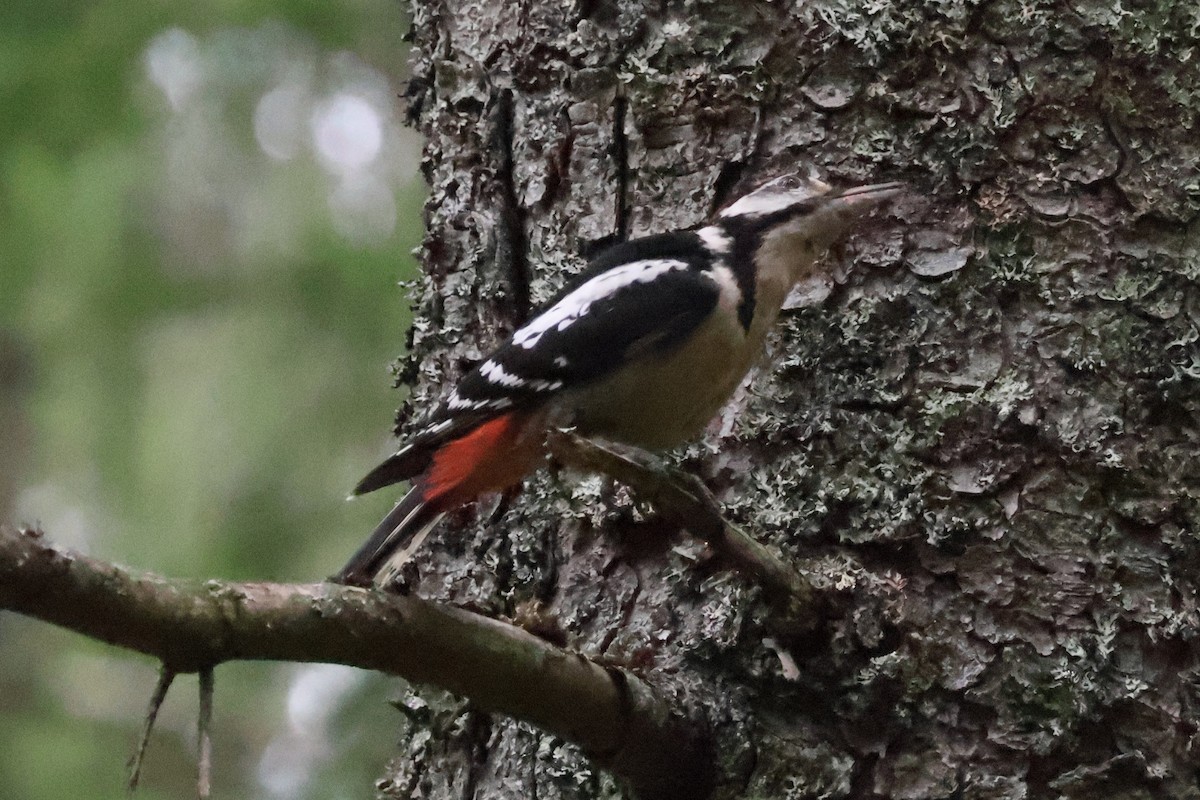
[[0, 0, 424, 796]]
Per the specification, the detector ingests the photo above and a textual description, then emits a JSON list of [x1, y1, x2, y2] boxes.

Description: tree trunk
[[383, 1, 1200, 798]]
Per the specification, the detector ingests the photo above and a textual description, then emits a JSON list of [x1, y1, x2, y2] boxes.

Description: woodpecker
[[335, 173, 903, 586]]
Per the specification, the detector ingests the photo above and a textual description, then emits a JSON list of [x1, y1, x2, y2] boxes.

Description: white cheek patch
[[512, 258, 690, 349]]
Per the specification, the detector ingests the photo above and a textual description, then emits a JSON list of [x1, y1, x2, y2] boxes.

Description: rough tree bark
[[380, 1, 1200, 799]]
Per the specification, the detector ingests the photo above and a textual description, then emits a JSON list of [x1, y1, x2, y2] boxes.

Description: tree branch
[[0, 525, 714, 800], [547, 431, 818, 629]]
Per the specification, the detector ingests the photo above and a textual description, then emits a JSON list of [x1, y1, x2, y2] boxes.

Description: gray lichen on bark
[[385, 0, 1200, 798]]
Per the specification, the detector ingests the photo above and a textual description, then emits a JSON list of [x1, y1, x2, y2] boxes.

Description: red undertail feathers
[[334, 410, 546, 586]]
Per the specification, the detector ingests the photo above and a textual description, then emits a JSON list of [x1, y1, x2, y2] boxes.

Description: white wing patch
[[480, 358, 563, 392], [447, 390, 477, 410], [512, 258, 691, 350], [696, 225, 733, 255], [447, 389, 513, 411], [480, 359, 526, 388]]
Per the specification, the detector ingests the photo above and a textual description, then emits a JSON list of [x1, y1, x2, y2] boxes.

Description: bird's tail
[[332, 485, 445, 586], [334, 409, 545, 586]]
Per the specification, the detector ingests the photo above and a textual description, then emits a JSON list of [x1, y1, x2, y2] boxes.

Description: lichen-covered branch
[[0, 525, 715, 800], [548, 430, 817, 625]]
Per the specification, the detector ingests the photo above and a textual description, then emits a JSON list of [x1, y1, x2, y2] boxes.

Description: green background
[[0, 0, 424, 795]]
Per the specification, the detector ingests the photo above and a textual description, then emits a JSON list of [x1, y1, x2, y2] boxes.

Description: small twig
[[197, 667, 214, 800], [127, 664, 176, 794], [546, 431, 817, 627]]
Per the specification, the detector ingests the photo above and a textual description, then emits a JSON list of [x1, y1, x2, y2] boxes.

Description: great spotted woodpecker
[[335, 173, 903, 586]]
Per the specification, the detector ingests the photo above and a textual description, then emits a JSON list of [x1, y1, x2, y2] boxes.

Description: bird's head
[[717, 172, 834, 223], [714, 171, 904, 283], [718, 172, 903, 230]]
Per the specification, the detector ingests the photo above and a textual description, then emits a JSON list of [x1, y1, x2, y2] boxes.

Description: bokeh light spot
[[255, 83, 310, 161], [311, 93, 382, 173], [144, 28, 203, 110]]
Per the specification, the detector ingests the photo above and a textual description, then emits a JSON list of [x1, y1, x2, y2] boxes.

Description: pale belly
[[555, 309, 771, 450]]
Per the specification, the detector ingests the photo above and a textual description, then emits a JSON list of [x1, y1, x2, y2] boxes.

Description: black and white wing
[[452, 231, 727, 406], [352, 231, 728, 495]]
